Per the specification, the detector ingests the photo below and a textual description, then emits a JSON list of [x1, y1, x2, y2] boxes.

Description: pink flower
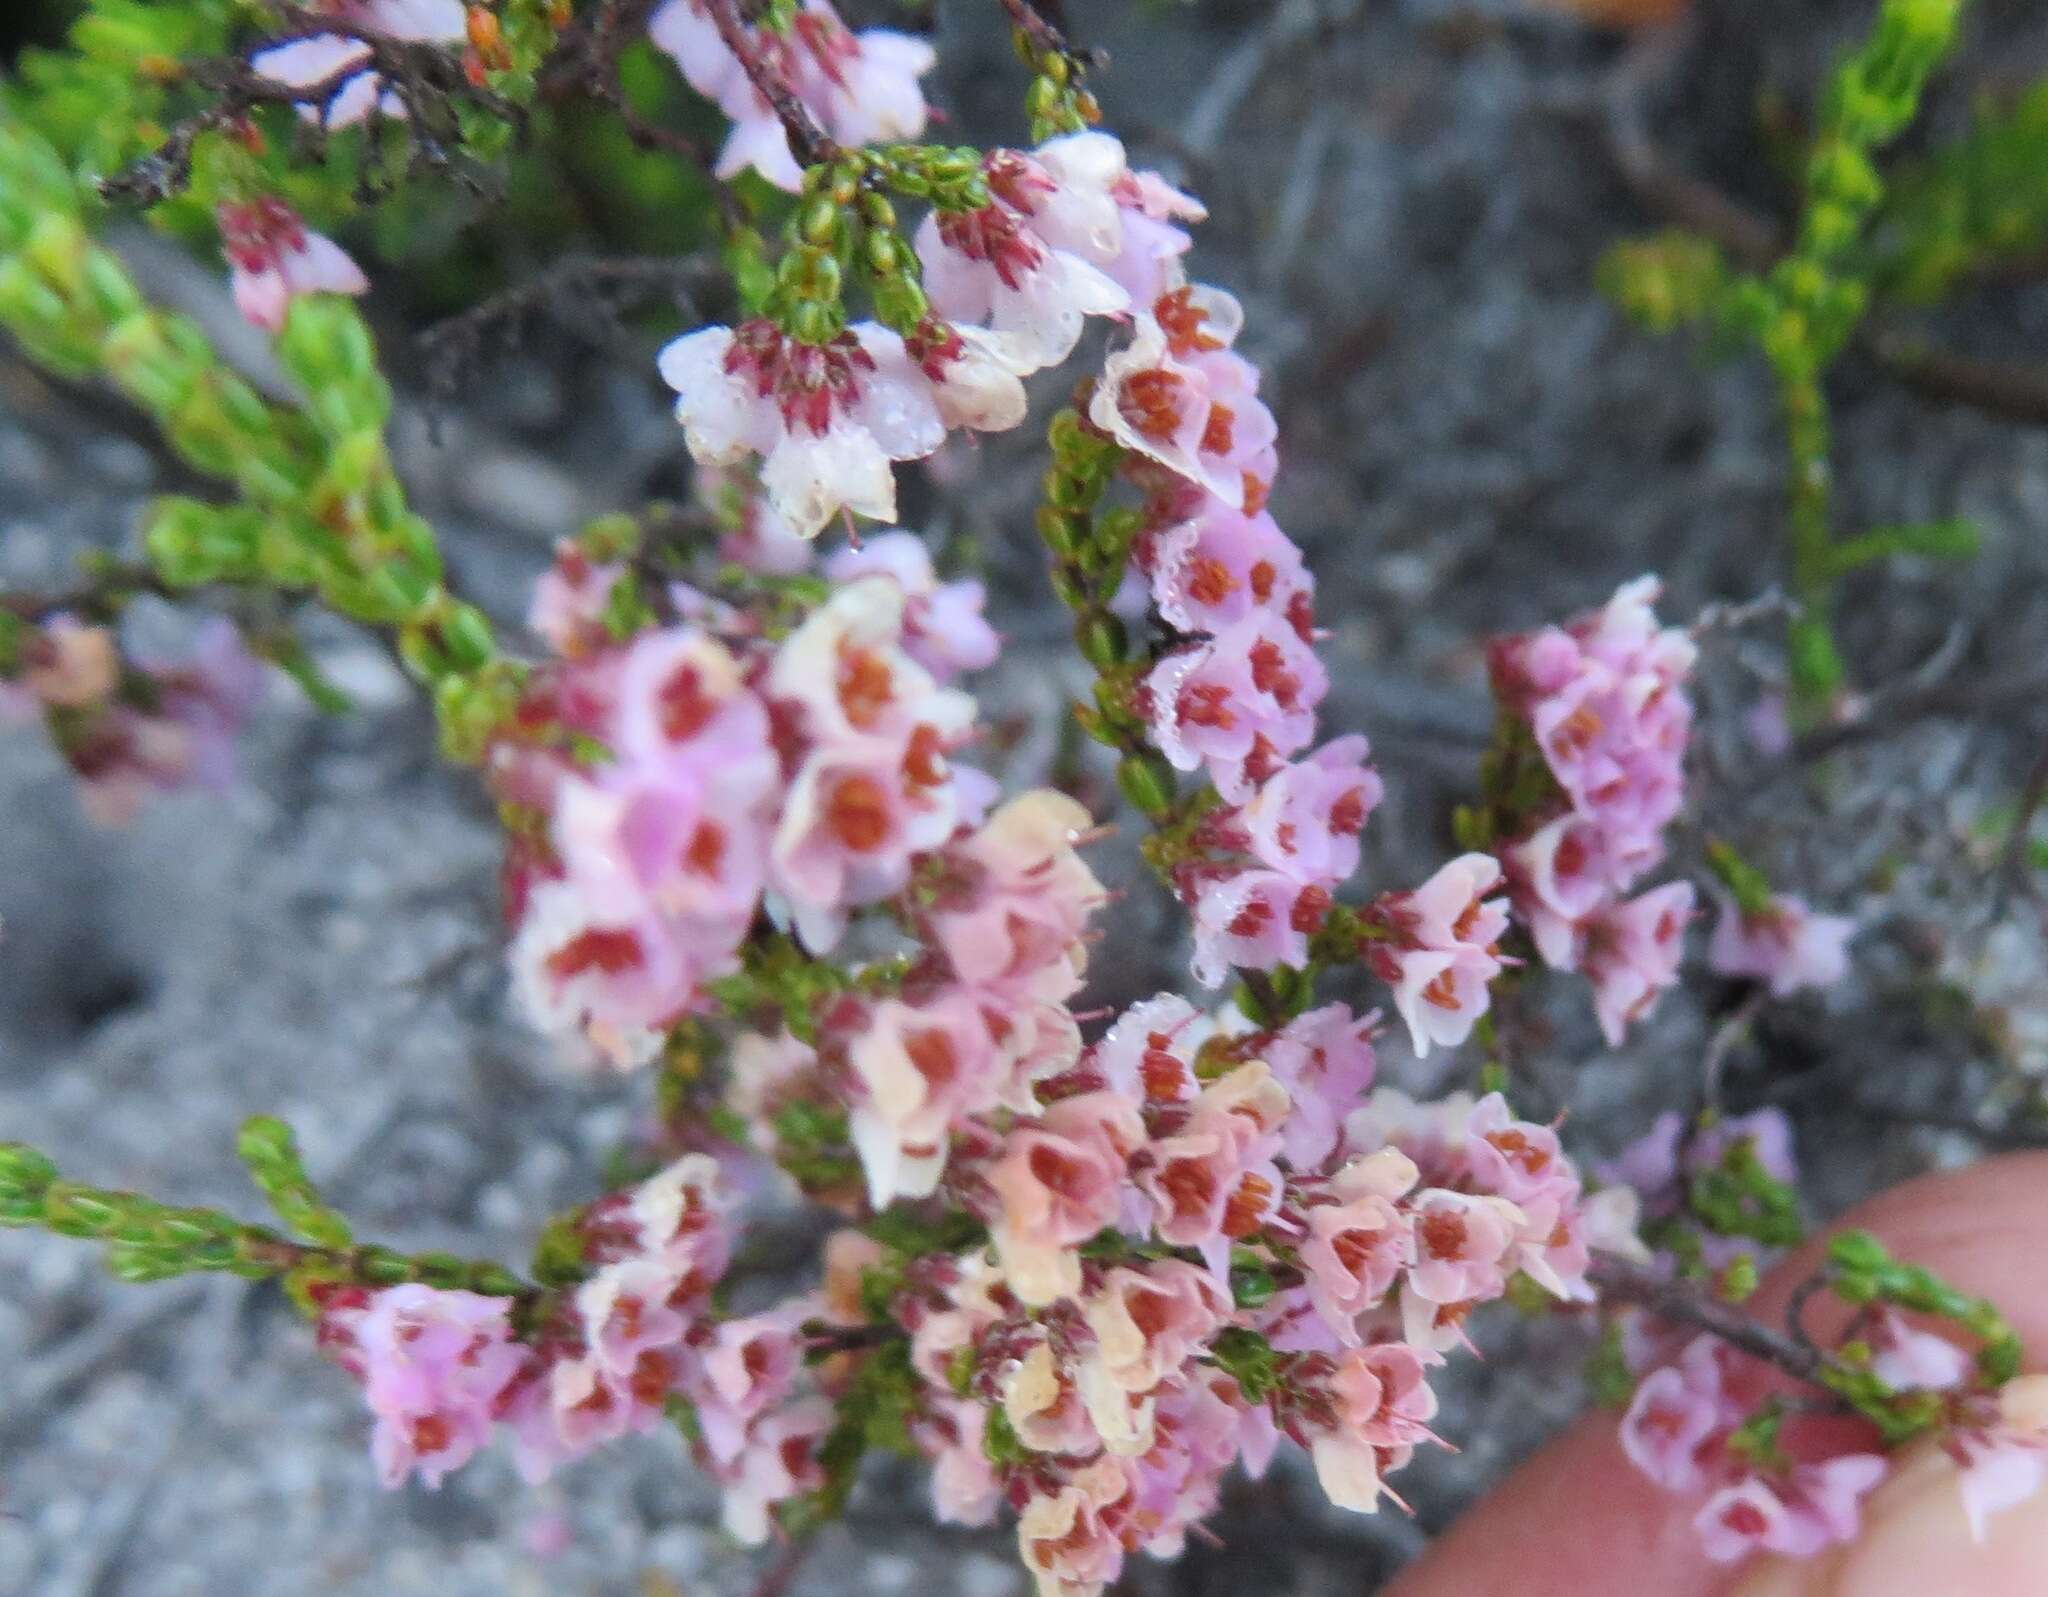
[[650, 0, 934, 191], [219, 198, 368, 332], [1708, 890, 1855, 997], [1404, 1187, 1521, 1309], [916, 135, 1135, 374], [1082, 1260, 1230, 1395], [1145, 504, 1310, 636], [1378, 946, 1501, 1058], [1462, 1091, 1571, 1207], [1694, 1474, 1796, 1564], [1016, 1456, 1134, 1597], [1299, 1155, 1417, 1338], [1619, 1338, 1735, 1494], [1190, 867, 1323, 986], [1238, 735, 1380, 890], [985, 1094, 1142, 1305], [1694, 1457, 1888, 1563], [1330, 1342, 1440, 1447], [715, 1395, 833, 1543], [1144, 608, 1328, 802], [924, 789, 1105, 991], [1866, 1307, 1972, 1393], [1090, 284, 1278, 514], [843, 990, 1002, 1205], [324, 1284, 531, 1489], [574, 1259, 693, 1380], [823, 530, 1000, 681], [1261, 1002, 1380, 1168], [1090, 993, 1209, 1105], [766, 579, 978, 949], [528, 541, 625, 659], [688, 1306, 808, 1466], [1582, 881, 1695, 1046], [1954, 1421, 2048, 1541], [658, 318, 1023, 537]]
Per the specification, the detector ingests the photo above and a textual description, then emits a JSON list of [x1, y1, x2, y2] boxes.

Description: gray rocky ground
[[4, 1, 2048, 1593]]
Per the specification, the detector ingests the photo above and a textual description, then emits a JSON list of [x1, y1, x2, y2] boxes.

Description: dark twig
[[100, 8, 514, 206], [704, 0, 839, 170], [416, 251, 720, 418], [1590, 1258, 1827, 1387], [997, 0, 1094, 70], [1861, 329, 2048, 429]]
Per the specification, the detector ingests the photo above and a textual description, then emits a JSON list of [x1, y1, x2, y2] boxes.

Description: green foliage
[[1598, 0, 2008, 722], [1876, 79, 2048, 301], [0, 1134, 529, 1299]]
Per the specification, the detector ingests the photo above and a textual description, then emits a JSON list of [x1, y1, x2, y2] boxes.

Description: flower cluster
[[502, 564, 996, 1068], [1706, 888, 1855, 997], [659, 131, 1200, 537], [0, 613, 263, 826], [1487, 578, 1698, 1043], [651, 0, 936, 191], [1622, 1335, 1889, 1562], [867, 1068, 1615, 1597], [314, 1154, 825, 1528]]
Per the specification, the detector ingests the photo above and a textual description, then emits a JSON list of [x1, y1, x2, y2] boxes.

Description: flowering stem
[[1589, 1256, 1829, 1388], [703, 0, 841, 170]]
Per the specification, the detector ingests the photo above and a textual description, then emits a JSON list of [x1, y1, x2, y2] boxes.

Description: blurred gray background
[[5, 1, 2048, 1592]]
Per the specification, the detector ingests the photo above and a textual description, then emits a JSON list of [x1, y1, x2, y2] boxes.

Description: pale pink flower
[[1261, 1002, 1380, 1168], [925, 789, 1105, 991], [843, 990, 1001, 1205], [1238, 735, 1381, 890], [1190, 867, 1323, 986], [574, 1259, 693, 1380], [1708, 890, 1855, 997], [1016, 1456, 1134, 1597], [1694, 1474, 1796, 1564], [528, 541, 625, 659], [1090, 993, 1209, 1105], [689, 1306, 807, 1466], [1582, 881, 1695, 1046], [1144, 607, 1328, 801], [1619, 1339, 1735, 1494], [916, 135, 1134, 374], [1299, 1167, 1415, 1338], [1003, 1334, 1103, 1455], [1404, 1188, 1521, 1308], [1090, 284, 1277, 514], [920, 1397, 1002, 1526], [657, 319, 1023, 538], [219, 198, 368, 333], [1866, 1307, 1972, 1393], [823, 530, 1000, 681], [1145, 502, 1310, 635], [1082, 1260, 1230, 1395], [1954, 1422, 2048, 1541], [1379, 945, 1502, 1058], [985, 1100, 1137, 1305], [715, 1395, 833, 1543], [650, 0, 934, 191], [326, 1284, 530, 1489]]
